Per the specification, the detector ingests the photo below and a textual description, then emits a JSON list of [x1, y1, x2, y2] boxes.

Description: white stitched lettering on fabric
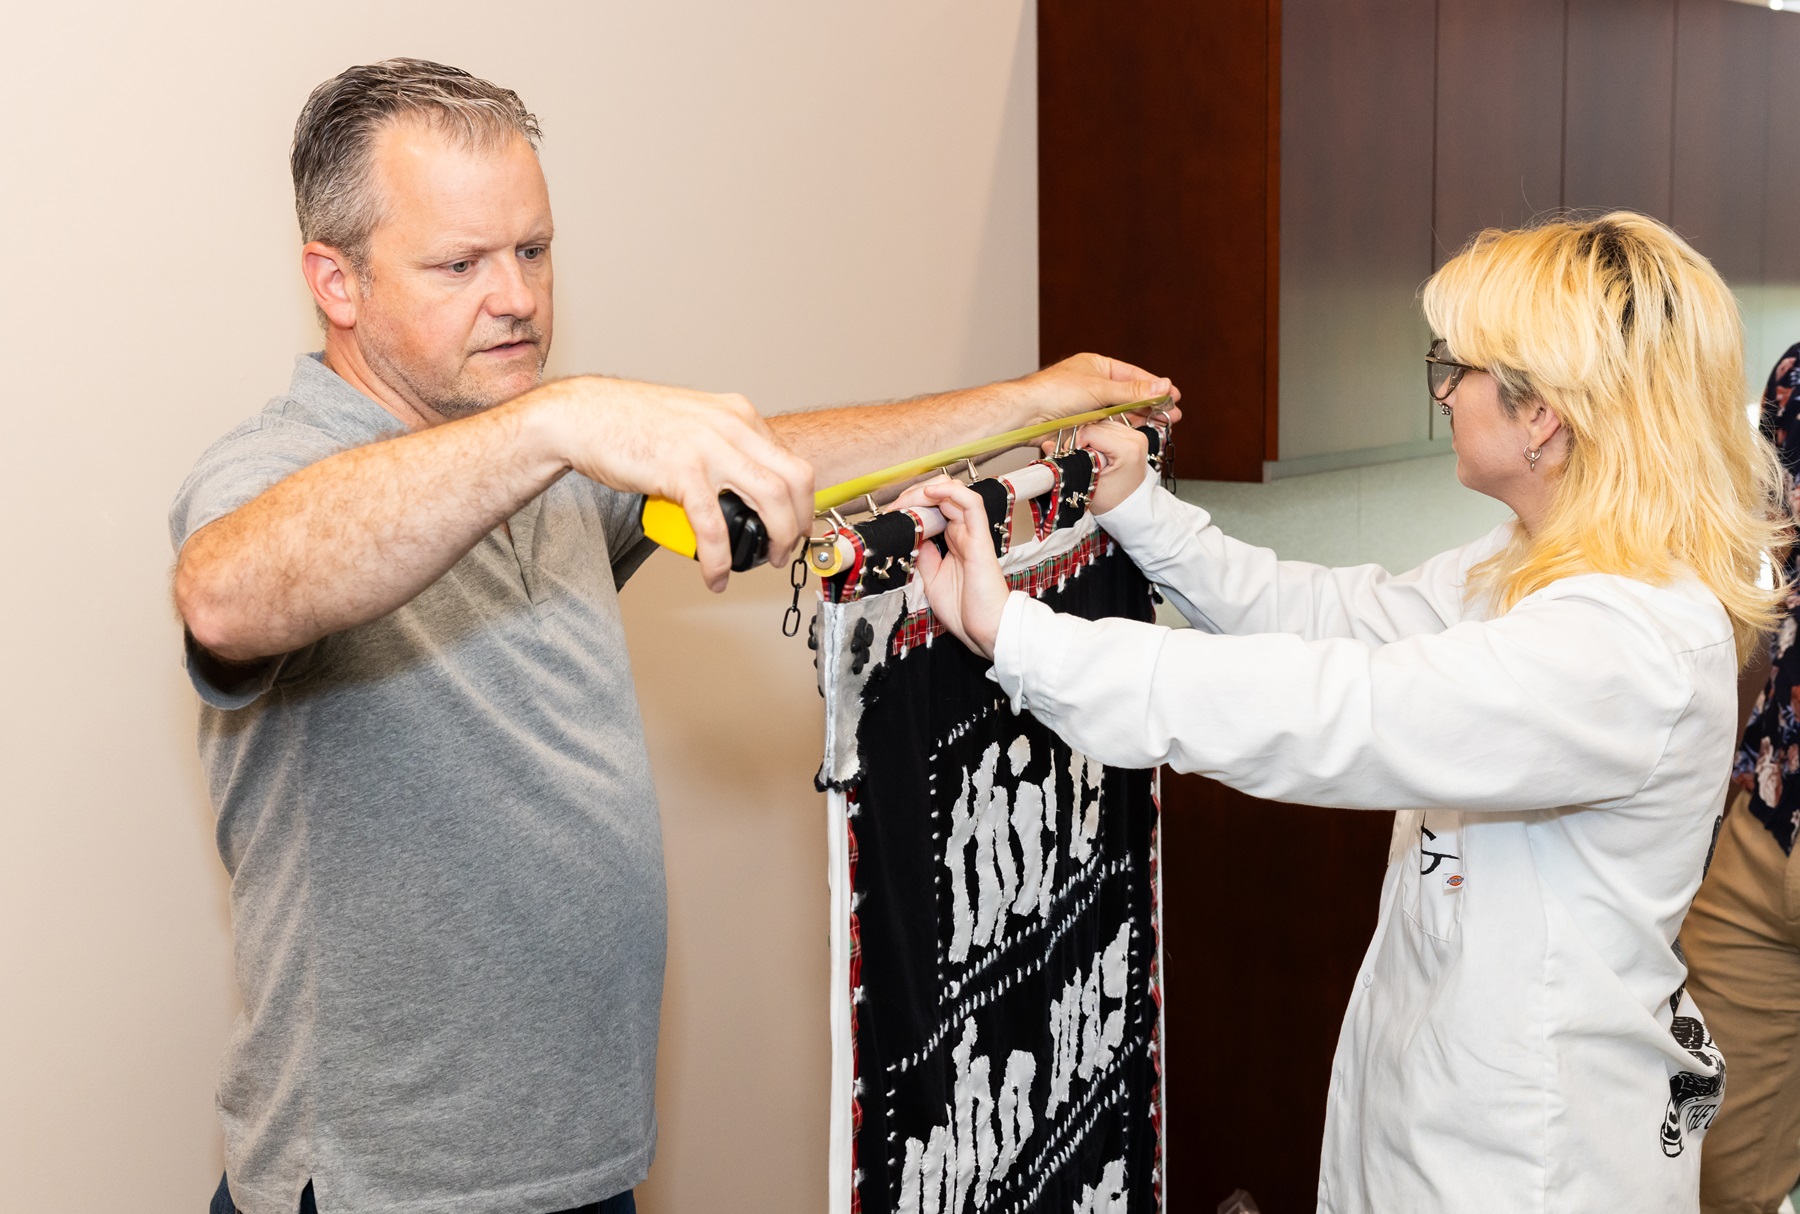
[[1101, 922, 1129, 1001], [972, 1049, 998, 1207], [986, 777, 1019, 945], [946, 759, 980, 963], [1043, 921, 1136, 1122], [970, 743, 1007, 953], [898, 1137, 925, 1214], [1014, 1055, 1132, 1204], [1007, 734, 1031, 777], [925, 1122, 951, 1214], [1080, 756, 1108, 871], [900, 1020, 1043, 1214], [1077, 962, 1103, 1082], [1071, 1157, 1128, 1214], [905, 866, 1129, 1078], [1011, 782, 1044, 917], [1066, 750, 1090, 864], [969, 1049, 996, 1207], [1046, 976, 1080, 1121], [1102, 1001, 1127, 1068], [951, 1021, 977, 1213], [994, 1050, 1036, 1200], [1076, 751, 1103, 865], [1100, 923, 1130, 1068], [949, 738, 1091, 966]]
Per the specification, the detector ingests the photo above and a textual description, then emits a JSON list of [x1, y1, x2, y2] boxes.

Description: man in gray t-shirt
[[174, 59, 1175, 1214]]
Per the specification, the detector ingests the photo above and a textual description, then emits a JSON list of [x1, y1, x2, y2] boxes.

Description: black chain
[[782, 553, 808, 637]]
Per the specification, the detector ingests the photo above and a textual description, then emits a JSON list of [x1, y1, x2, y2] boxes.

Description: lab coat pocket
[[1404, 808, 1466, 943]]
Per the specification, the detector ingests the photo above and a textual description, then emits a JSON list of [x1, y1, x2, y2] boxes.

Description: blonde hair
[[1421, 212, 1787, 664]]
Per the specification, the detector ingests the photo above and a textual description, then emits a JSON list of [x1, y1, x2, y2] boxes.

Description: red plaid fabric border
[[848, 809, 864, 1212], [1026, 459, 1062, 541], [827, 526, 869, 605], [888, 530, 1117, 656], [1148, 811, 1165, 1207]]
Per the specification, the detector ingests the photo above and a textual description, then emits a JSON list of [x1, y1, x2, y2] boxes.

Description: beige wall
[[0, 4, 1038, 1211]]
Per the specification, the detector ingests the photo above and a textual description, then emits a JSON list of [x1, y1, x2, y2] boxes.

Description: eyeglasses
[[1425, 339, 1482, 408]]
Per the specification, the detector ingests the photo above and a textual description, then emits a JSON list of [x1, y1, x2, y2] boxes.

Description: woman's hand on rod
[[895, 476, 1011, 661], [1079, 419, 1151, 515], [1037, 416, 1152, 516]]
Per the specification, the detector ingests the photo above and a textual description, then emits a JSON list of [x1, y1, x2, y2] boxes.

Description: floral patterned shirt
[[1733, 342, 1800, 851]]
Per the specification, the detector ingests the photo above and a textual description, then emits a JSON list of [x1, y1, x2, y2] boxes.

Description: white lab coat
[[989, 477, 1736, 1214]]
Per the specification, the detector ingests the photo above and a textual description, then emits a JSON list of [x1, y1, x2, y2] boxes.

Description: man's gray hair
[[291, 58, 541, 272]]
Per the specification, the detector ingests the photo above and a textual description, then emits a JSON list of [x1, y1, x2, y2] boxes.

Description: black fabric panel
[[1030, 452, 1096, 536], [1140, 424, 1164, 465], [846, 540, 1160, 1212], [970, 478, 1014, 558], [823, 511, 921, 602]]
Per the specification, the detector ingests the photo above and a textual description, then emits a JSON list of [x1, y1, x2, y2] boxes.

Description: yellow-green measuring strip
[[811, 395, 1170, 513], [640, 395, 1171, 560]]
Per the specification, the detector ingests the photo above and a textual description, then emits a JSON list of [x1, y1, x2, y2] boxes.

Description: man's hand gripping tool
[[639, 491, 769, 573]]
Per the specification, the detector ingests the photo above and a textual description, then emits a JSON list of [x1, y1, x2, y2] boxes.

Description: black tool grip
[[718, 490, 770, 572]]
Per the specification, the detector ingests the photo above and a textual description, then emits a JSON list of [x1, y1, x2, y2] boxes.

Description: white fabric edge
[[827, 787, 854, 1214], [817, 589, 910, 790]]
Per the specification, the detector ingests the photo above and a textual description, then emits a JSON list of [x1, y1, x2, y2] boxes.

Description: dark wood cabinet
[[1043, 0, 1793, 487], [1038, 2, 1280, 484], [1563, 0, 1678, 221], [1040, 2, 1793, 1209], [1673, 0, 1775, 282], [1158, 776, 1391, 1213]]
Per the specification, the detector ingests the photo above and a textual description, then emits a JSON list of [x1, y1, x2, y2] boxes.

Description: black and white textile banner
[[813, 447, 1166, 1214]]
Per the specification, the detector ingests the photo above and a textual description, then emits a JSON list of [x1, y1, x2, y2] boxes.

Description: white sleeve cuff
[[990, 590, 1040, 713], [988, 587, 1178, 771], [1093, 469, 1160, 527], [1094, 476, 1209, 571]]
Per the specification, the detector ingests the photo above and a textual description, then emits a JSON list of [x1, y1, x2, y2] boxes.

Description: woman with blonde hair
[[902, 212, 1786, 1213]]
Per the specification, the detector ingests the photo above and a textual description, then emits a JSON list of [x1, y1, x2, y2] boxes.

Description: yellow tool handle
[[640, 496, 702, 559], [639, 395, 1171, 560]]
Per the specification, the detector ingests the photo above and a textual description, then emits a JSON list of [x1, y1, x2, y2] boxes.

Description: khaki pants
[[1685, 791, 1800, 1214]]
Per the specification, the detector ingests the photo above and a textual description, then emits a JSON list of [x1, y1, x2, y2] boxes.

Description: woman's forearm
[[991, 587, 1685, 812], [1100, 480, 1483, 643]]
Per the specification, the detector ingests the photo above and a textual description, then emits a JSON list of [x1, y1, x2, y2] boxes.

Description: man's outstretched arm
[[176, 377, 813, 664], [765, 353, 1179, 490]]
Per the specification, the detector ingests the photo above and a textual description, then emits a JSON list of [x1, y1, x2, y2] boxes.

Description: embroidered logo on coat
[[1660, 987, 1725, 1158]]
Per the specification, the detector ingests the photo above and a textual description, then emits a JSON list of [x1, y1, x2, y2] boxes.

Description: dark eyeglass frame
[[1425, 339, 1483, 403]]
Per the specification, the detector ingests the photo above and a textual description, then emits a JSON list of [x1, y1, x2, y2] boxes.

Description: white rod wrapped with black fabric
[[803, 460, 1065, 578]]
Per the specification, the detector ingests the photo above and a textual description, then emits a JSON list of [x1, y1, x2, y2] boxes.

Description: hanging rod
[[639, 394, 1172, 567], [802, 456, 1073, 579]]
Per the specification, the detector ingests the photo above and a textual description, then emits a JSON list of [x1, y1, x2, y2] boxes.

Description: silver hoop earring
[[1525, 446, 1541, 471]]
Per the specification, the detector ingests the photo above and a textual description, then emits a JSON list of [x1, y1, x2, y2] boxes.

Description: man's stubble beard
[[359, 297, 551, 422], [432, 329, 550, 420]]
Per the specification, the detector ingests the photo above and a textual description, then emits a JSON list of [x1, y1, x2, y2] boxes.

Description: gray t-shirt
[[170, 354, 665, 1214]]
